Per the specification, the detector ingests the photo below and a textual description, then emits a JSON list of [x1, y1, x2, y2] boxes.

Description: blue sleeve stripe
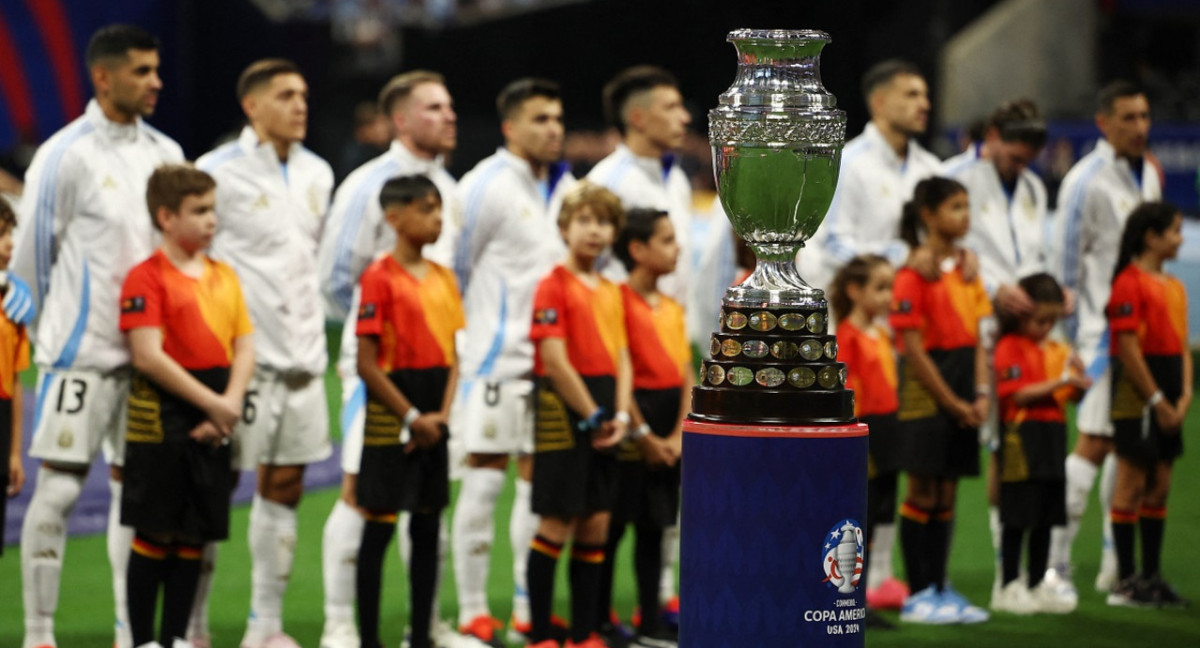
[[1059, 157, 1105, 291], [330, 160, 399, 314], [340, 378, 366, 437], [475, 280, 508, 378], [196, 142, 243, 173], [454, 159, 507, 288], [32, 370, 56, 431], [34, 122, 93, 303], [52, 259, 88, 368]]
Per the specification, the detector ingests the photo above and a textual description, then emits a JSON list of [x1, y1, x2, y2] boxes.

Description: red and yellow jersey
[[836, 320, 898, 417], [530, 265, 627, 378], [621, 284, 689, 390], [994, 335, 1075, 424], [119, 250, 253, 370], [1107, 264, 1187, 357], [0, 308, 30, 400], [356, 255, 463, 372], [889, 265, 992, 352]]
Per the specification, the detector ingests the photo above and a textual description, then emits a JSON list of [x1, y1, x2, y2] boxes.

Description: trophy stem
[[724, 251, 825, 310]]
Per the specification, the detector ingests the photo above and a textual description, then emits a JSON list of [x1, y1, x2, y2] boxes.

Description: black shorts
[[1113, 355, 1184, 468], [0, 398, 10, 556], [122, 370, 237, 541], [357, 367, 450, 514], [998, 420, 1067, 482], [532, 375, 617, 518], [612, 388, 682, 528], [1000, 480, 1066, 528], [898, 348, 980, 478], [862, 413, 902, 475]]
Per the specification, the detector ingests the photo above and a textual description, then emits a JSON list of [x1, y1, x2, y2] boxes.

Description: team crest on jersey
[[358, 303, 377, 320], [821, 519, 864, 594], [252, 194, 270, 210], [1111, 302, 1133, 317], [1005, 365, 1021, 380], [121, 296, 146, 314], [534, 308, 558, 325], [893, 299, 912, 314], [101, 175, 118, 190]]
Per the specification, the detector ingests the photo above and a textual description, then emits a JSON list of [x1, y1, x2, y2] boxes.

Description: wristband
[[976, 384, 990, 397], [578, 406, 610, 432], [630, 423, 652, 441], [614, 411, 631, 426], [1147, 390, 1164, 407], [403, 406, 421, 429]]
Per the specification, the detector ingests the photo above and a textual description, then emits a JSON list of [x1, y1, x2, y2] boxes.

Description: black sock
[[528, 534, 564, 642], [1027, 526, 1050, 588], [357, 516, 397, 648], [159, 543, 203, 646], [1138, 506, 1166, 578], [596, 519, 626, 629], [1001, 525, 1024, 586], [928, 509, 952, 592], [127, 534, 170, 646], [569, 542, 606, 643], [1111, 509, 1138, 581], [408, 512, 440, 648], [899, 501, 930, 592], [634, 524, 664, 636]]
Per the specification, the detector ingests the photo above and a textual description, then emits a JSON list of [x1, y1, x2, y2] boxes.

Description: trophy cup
[[691, 28, 853, 424], [680, 30, 867, 647]]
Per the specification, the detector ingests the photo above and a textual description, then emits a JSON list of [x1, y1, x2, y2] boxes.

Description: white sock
[[451, 467, 504, 625], [322, 499, 364, 624], [108, 478, 134, 648], [1098, 452, 1117, 565], [187, 543, 218, 640], [21, 468, 84, 645], [509, 478, 538, 624], [1049, 454, 1098, 569], [660, 520, 680, 603], [398, 511, 412, 564], [247, 495, 297, 636], [867, 523, 897, 589]]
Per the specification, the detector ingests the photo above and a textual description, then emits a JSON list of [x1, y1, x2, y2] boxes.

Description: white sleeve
[[318, 178, 382, 321], [452, 182, 504, 292], [12, 147, 79, 313]]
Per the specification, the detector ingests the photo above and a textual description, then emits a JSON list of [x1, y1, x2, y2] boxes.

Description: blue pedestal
[[680, 420, 868, 647]]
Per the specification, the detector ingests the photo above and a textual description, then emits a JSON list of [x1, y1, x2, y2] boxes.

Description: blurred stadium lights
[[249, 0, 591, 29]]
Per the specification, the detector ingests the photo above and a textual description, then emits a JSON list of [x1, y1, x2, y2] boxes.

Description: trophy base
[[690, 387, 854, 425]]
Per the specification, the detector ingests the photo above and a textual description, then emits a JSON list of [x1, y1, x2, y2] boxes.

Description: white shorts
[[340, 373, 468, 480], [28, 367, 130, 467], [453, 378, 534, 456], [232, 367, 332, 471], [1076, 332, 1114, 437]]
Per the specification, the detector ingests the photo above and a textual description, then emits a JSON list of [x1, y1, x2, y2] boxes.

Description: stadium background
[[1, 0, 1199, 645]]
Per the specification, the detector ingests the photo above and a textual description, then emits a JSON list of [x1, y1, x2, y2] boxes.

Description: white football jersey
[[198, 126, 334, 376], [944, 146, 1049, 297], [802, 122, 941, 292], [588, 144, 693, 304], [453, 147, 574, 382], [1050, 138, 1161, 351], [317, 140, 460, 377], [12, 99, 183, 371]]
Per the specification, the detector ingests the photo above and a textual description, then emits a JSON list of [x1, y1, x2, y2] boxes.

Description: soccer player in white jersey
[[12, 24, 184, 648], [194, 59, 334, 648], [451, 78, 574, 646], [1046, 81, 1161, 597], [589, 66, 692, 304], [800, 59, 942, 293], [316, 71, 469, 648], [944, 99, 1066, 610], [587, 65, 691, 636]]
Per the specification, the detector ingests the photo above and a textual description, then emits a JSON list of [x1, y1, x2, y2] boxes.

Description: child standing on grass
[[527, 182, 630, 648], [119, 164, 255, 648], [1105, 201, 1191, 609], [353, 175, 464, 648], [890, 177, 993, 625], [990, 273, 1090, 615], [831, 255, 906, 616], [594, 208, 689, 648], [0, 197, 30, 540]]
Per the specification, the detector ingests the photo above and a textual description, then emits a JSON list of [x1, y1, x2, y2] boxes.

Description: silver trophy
[[693, 29, 851, 424], [709, 29, 846, 309]]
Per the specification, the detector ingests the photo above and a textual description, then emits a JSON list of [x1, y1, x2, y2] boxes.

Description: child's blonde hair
[[558, 181, 625, 231]]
